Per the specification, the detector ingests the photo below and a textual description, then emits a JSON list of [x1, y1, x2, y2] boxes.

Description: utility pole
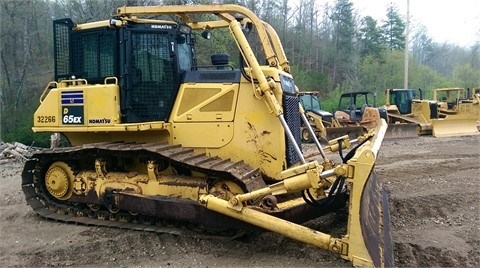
[[404, 0, 410, 89]]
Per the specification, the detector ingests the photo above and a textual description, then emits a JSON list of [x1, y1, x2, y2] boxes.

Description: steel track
[[21, 141, 267, 237]]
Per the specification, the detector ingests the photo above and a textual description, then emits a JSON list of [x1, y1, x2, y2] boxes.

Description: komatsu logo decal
[[89, 118, 111, 124], [151, 25, 172, 29], [61, 90, 84, 104]]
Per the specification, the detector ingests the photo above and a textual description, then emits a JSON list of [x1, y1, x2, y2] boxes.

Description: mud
[[0, 135, 479, 267]]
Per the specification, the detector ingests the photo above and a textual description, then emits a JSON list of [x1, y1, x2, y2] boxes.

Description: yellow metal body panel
[[34, 87, 62, 127], [409, 100, 432, 124], [208, 78, 286, 179], [63, 129, 171, 145], [170, 123, 234, 148], [34, 81, 121, 128], [172, 83, 238, 122], [174, 71, 288, 179]]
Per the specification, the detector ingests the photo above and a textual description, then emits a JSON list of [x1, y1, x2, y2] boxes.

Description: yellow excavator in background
[[432, 87, 479, 137], [22, 5, 393, 267]]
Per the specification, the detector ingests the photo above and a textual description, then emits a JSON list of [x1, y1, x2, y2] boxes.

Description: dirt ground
[[0, 135, 479, 267]]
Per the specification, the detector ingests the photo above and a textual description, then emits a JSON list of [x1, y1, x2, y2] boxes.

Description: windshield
[[177, 34, 193, 71], [391, 90, 414, 114], [299, 94, 321, 111]]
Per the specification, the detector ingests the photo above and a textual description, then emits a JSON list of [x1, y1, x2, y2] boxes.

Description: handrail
[[104, 77, 118, 85], [39, 81, 58, 103]]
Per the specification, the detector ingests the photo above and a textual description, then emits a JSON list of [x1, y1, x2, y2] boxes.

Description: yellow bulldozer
[[299, 91, 389, 143], [384, 88, 434, 137], [432, 87, 479, 137], [384, 88, 478, 137], [22, 5, 393, 267]]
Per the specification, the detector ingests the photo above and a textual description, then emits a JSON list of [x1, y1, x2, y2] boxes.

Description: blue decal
[[61, 90, 84, 105]]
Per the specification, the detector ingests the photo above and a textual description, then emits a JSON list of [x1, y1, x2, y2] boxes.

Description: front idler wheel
[[44, 161, 75, 200]]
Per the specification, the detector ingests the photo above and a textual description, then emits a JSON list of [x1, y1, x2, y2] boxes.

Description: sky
[[321, 0, 480, 47]]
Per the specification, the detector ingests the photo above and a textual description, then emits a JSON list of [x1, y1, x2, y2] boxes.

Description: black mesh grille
[[53, 19, 73, 81], [283, 94, 302, 166]]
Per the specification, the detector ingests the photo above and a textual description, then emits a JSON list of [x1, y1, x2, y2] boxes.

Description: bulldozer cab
[[299, 92, 322, 112], [298, 91, 333, 120], [337, 91, 377, 121], [433, 87, 466, 112], [54, 18, 194, 123], [386, 88, 419, 114]]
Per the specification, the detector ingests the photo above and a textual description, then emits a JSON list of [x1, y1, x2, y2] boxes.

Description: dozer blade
[[354, 170, 394, 267], [200, 119, 394, 267], [432, 119, 480, 137], [340, 119, 393, 267], [384, 123, 418, 139]]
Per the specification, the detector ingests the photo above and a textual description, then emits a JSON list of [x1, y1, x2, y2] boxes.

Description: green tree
[[408, 61, 446, 93], [359, 16, 384, 60], [452, 63, 480, 88], [330, 0, 355, 86], [381, 4, 405, 51], [357, 55, 386, 92], [1, 0, 53, 145]]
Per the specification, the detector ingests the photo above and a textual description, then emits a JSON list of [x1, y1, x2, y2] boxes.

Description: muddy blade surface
[[326, 126, 366, 140], [360, 171, 394, 267], [384, 123, 418, 139]]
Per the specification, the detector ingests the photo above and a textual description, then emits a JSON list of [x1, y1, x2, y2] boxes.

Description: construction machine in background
[[334, 91, 387, 131], [22, 5, 393, 267], [432, 87, 479, 137], [299, 89, 440, 142], [384, 88, 479, 137], [298, 91, 365, 143], [384, 88, 434, 137]]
